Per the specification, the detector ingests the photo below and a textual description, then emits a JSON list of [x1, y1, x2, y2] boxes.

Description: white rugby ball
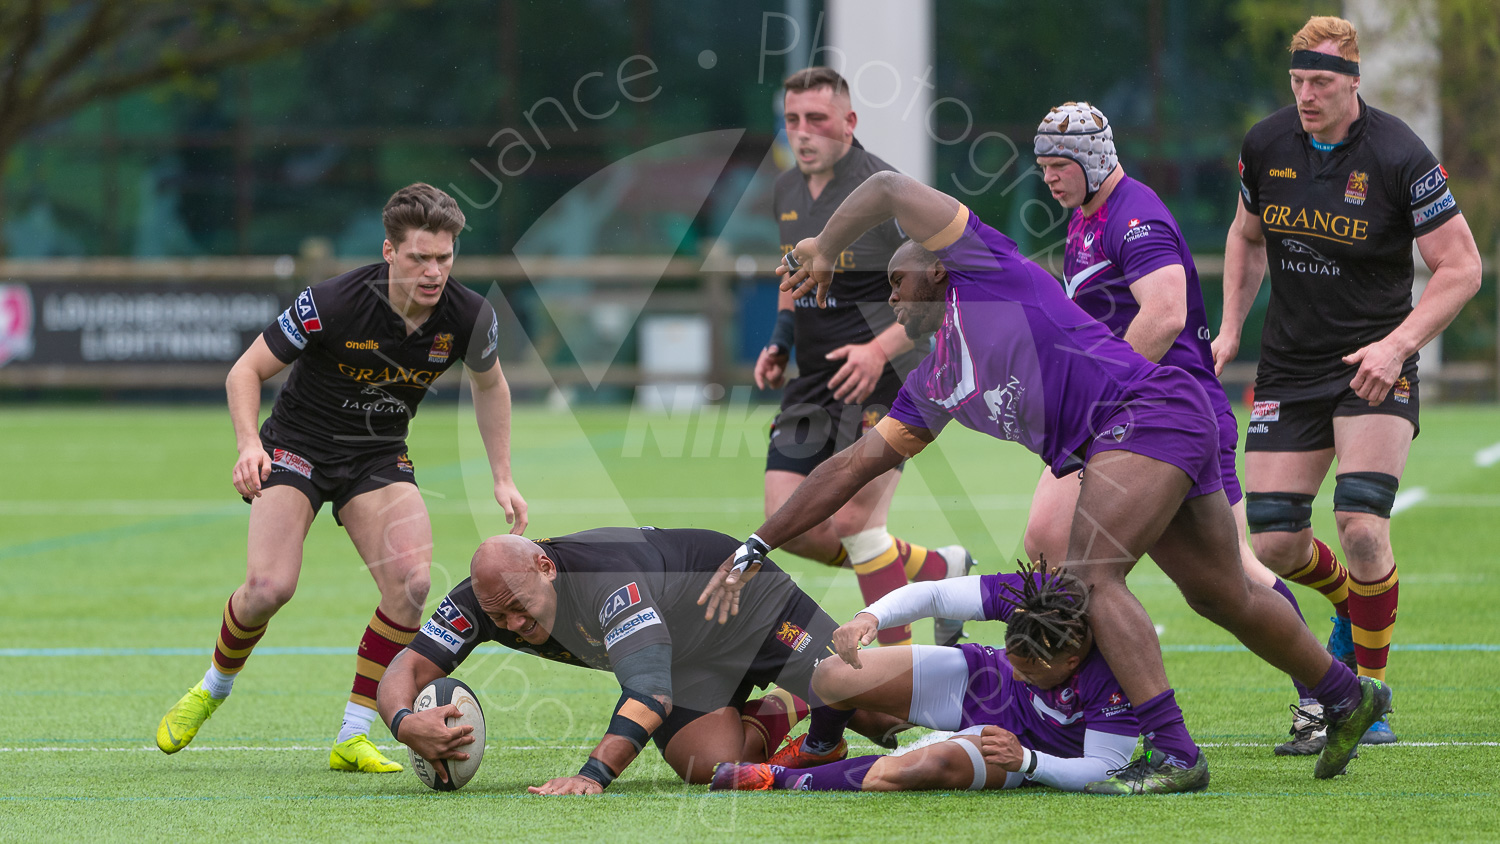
[[408, 677, 485, 791]]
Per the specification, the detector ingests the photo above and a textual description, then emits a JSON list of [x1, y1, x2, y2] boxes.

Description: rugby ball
[[408, 677, 486, 791]]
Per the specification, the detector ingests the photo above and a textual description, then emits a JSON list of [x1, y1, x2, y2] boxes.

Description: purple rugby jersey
[[888, 207, 1158, 476], [1063, 177, 1243, 501], [957, 573, 1137, 755]]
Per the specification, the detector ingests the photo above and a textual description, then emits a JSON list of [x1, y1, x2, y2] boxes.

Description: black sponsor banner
[[0, 280, 286, 368]]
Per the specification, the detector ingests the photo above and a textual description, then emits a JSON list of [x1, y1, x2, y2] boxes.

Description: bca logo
[[437, 596, 472, 634], [295, 289, 322, 332], [0, 284, 35, 368], [599, 582, 642, 626]]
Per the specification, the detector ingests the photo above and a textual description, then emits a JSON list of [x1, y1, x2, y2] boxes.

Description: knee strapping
[[1333, 471, 1398, 518], [1245, 491, 1315, 534]]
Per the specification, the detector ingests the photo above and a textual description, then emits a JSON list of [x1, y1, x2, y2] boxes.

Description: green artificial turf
[[1, 403, 1496, 842]]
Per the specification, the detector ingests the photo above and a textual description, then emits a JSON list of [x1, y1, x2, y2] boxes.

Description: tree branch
[[27, 1, 379, 130], [0, 0, 49, 122]]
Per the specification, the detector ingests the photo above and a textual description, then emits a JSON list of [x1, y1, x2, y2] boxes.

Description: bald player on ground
[[379, 527, 902, 792]]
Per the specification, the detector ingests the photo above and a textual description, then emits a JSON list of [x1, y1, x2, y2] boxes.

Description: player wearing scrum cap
[[700, 170, 1391, 793], [762, 67, 974, 651], [154, 183, 528, 774], [1216, 16, 1481, 747], [1028, 102, 1325, 753]]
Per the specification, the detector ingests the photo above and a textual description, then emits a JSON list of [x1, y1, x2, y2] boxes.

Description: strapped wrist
[[389, 708, 413, 742], [578, 757, 617, 789], [767, 309, 795, 354]]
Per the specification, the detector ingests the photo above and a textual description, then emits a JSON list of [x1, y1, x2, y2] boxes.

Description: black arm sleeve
[[610, 643, 673, 698]]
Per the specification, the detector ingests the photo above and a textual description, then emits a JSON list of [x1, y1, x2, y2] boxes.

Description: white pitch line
[[1391, 487, 1428, 515], [1476, 442, 1500, 468]]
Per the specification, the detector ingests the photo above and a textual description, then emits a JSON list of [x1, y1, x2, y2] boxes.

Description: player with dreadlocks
[[710, 561, 1143, 793]]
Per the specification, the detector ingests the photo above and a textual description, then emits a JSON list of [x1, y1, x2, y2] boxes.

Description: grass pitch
[[1, 401, 1497, 842]]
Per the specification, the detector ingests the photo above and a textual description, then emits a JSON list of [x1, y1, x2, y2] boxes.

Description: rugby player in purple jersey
[[699, 170, 1390, 793], [1028, 102, 1326, 753], [711, 563, 1141, 793]]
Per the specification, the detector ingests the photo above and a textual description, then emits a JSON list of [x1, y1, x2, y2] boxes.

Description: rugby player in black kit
[[762, 67, 971, 648], [1213, 17, 1481, 748], [156, 184, 529, 773], [378, 528, 898, 792]]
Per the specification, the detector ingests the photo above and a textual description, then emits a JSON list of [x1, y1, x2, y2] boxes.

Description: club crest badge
[[428, 332, 454, 364], [1344, 171, 1368, 206]]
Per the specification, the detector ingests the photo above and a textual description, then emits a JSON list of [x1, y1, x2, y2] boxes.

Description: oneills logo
[[780, 210, 798, 221], [1269, 167, 1297, 178]]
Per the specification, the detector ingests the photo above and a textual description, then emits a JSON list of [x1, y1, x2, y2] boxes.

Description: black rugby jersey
[[408, 528, 809, 680], [1238, 99, 1462, 372], [773, 138, 922, 377], [259, 262, 499, 462]]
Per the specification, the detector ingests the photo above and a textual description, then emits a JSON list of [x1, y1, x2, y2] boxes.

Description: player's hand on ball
[[399, 705, 475, 780], [494, 478, 528, 534], [831, 613, 879, 668], [777, 237, 835, 308], [232, 443, 272, 498], [528, 774, 604, 795], [697, 535, 770, 624], [978, 726, 1025, 772]]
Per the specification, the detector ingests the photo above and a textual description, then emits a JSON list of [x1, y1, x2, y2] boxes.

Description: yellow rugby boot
[[156, 682, 224, 754], [330, 734, 404, 773]]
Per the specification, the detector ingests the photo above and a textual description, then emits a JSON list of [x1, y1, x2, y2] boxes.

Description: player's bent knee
[[1022, 517, 1067, 565], [1245, 491, 1315, 535], [400, 567, 432, 607], [810, 659, 854, 704], [1181, 589, 1236, 626], [241, 575, 297, 613], [1334, 516, 1388, 564]]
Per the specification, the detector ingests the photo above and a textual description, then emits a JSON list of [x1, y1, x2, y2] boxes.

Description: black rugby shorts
[[243, 439, 418, 525], [650, 590, 836, 752], [1245, 358, 1420, 452], [766, 366, 907, 475]]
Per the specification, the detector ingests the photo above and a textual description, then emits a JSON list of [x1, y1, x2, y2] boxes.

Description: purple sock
[[1133, 689, 1199, 768], [802, 691, 855, 755], [1310, 659, 1362, 716], [1271, 579, 1315, 702], [772, 756, 878, 791]]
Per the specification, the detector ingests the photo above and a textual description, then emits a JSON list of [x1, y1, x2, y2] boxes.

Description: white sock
[[840, 526, 893, 565], [338, 702, 378, 743], [202, 665, 236, 700]]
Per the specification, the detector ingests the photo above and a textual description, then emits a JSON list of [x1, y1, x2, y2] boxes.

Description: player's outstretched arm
[[468, 361, 528, 534], [377, 649, 475, 783], [530, 646, 674, 795], [227, 335, 289, 498], [1345, 214, 1483, 404], [779, 171, 963, 307], [981, 727, 1137, 792], [1214, 202, 1268, 376], [698, 425, 914, 623]]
